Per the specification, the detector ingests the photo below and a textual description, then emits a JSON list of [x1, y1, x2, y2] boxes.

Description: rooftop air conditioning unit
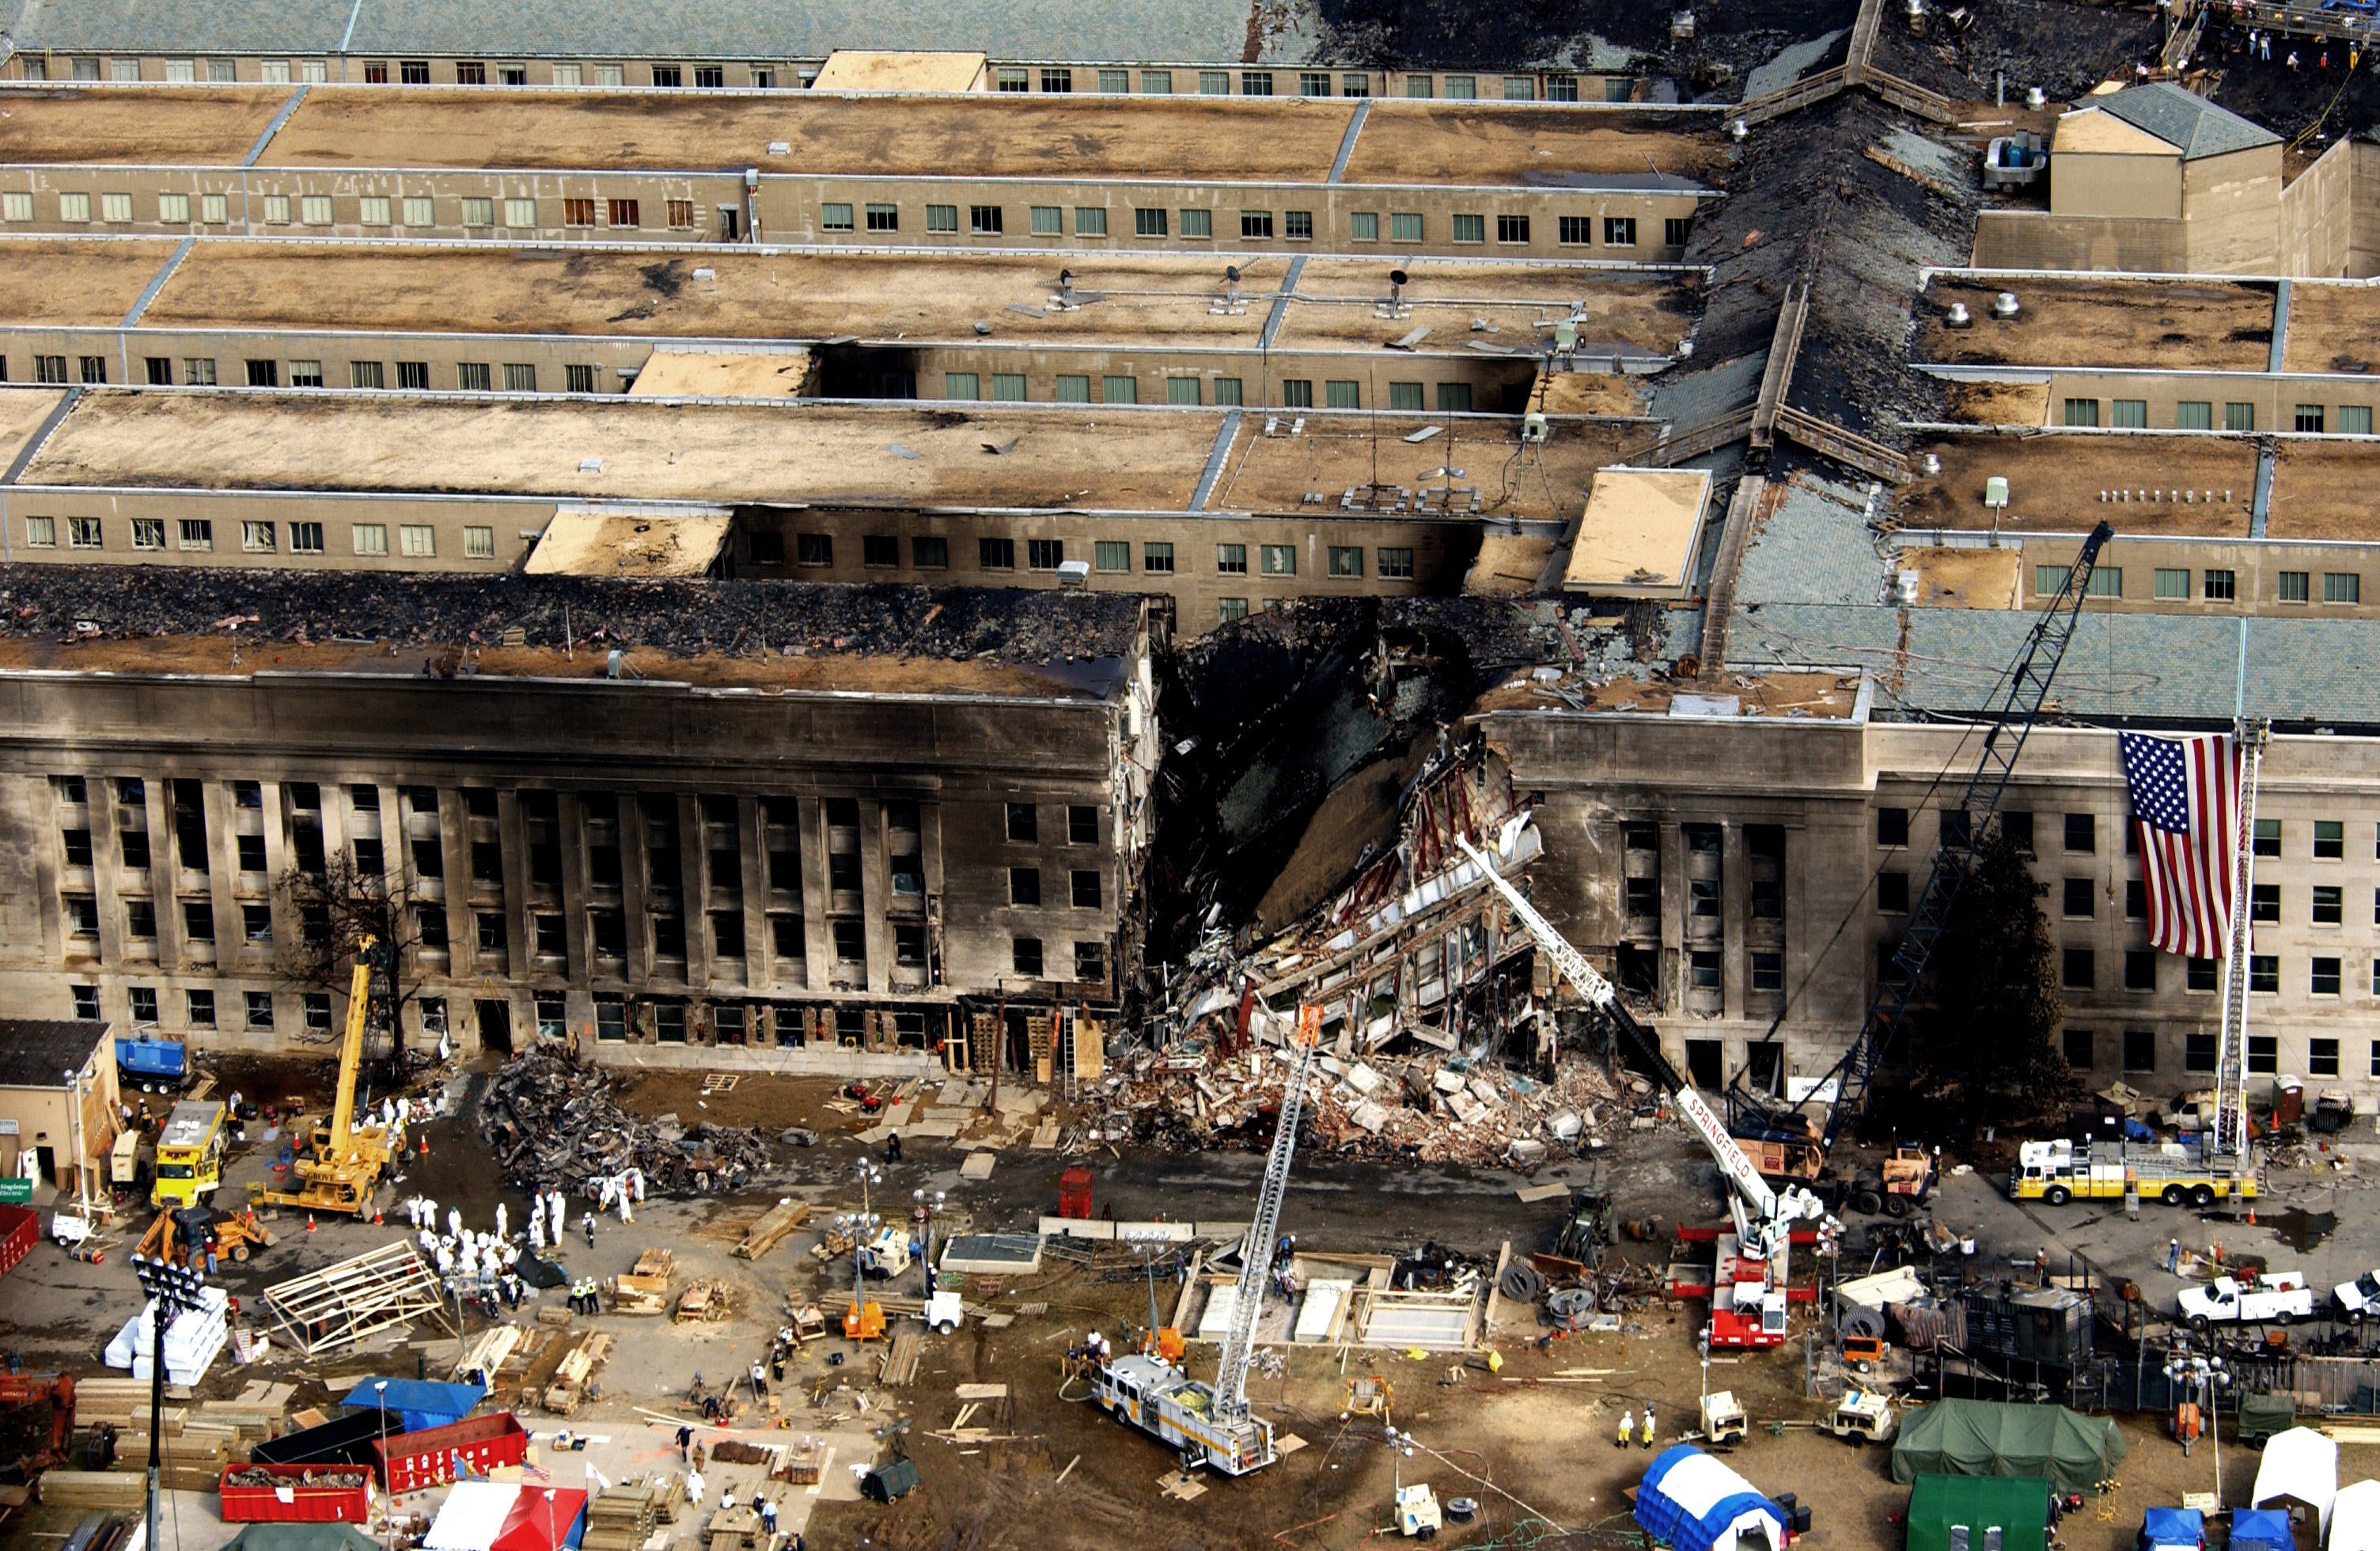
[[1055, 559, 1093, 588]]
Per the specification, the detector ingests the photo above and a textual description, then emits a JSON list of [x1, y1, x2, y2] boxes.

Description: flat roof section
[[2279, 282, 2380, 375], [1918, 277, 2276, 370], [0, 237, 182, 327], [0, 85, 289, 165], [522, 510, 735, 576], [809, 51, 987, 93], [0, 385, 72, 467], [1560, 465, 1710, 597], [131, 245, 1695, 356], [1201, 413, 1620, 521], [260, 88, 1359, 180], [20, 391, 1216, 508], [625, 348, 815, 396], [1340, 102, 1717, 185], [2263, 441, 2380, 540], [1900, 432, 2257, 537], [0, 569, 1143, 697]]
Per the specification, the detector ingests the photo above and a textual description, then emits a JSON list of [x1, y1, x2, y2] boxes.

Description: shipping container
[[373, 1411, 530, 1494], [0, 1204, 39, 1280], [218, 1463, 374, 1523]]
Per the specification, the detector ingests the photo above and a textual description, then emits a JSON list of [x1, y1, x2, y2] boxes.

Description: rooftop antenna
[[1225, 264, 1241, 311], [1381, 267, 1411, 320]]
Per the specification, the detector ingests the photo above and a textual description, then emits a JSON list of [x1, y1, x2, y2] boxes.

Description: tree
[[1907, 827, 2075, 1131], [276, 852, 422, 1085]]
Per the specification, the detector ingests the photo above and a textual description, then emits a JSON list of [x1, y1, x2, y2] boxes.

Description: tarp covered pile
[[1888, 1399, 2126, 1495], [104, 1284, 231, 1384]]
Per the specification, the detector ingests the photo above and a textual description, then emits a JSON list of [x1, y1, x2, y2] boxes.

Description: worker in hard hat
[[1640, 1406, 1657, 1450], [1616, 1409, 1633, 1450]]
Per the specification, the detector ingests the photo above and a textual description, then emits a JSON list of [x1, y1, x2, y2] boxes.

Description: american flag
[[2121, 732, 2242, 961]]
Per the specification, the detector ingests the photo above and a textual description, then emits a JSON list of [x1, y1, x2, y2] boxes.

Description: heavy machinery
[[1090, 1004, 1322, 1475], [1726, 523, 2117, 1196], [2009, 1137, 2255, 1207], [1825, 1389, 1898, 1445], [1700, 1390, 1748, 1448], [152, 1100, 226, 1208], [258, 937, 406, 1218], [1458, 833, 1828, 1348], [0, 1371, 75, 1476], [136, 1202, 275, 1265]]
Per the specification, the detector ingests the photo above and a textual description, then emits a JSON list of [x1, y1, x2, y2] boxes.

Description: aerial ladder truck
[[1458, 835, 1829, 1348], [1090, 1004, 1322, 1475], [1724, 522, 2117, 1198], [258, 936, 407, 1218]]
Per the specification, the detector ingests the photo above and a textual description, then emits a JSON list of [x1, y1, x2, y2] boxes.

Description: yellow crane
[[259, 936, 406, 1217]]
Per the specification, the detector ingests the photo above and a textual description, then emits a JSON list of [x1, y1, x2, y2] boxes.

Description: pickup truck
[[2335, 1268, 2380, 1323], [2179, 1272, 2314, 1329]]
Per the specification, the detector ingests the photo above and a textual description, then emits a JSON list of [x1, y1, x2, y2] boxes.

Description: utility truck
[[2179, 1272, 2314, 1329]]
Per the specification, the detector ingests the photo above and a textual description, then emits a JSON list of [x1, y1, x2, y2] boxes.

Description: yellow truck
[[2008, 1138, 2256, 1208], [152, 1101, 226, 1208]]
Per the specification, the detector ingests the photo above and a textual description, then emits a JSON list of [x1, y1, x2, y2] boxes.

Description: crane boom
[[1738, 521, 2116, 1156], [327, 935, 381, 1155], [1456, 836, 1809, 1256], [1213, 1003, 1322, 1421], [2213, 720, 2268, 1164]]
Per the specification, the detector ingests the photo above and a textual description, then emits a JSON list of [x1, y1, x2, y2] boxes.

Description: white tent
[[2329, 1480, 2380, 1551], [425, 1484, 519, 1551], [2254, 1427, 2337, 1539], [1634, 1446, 1787, 1551]]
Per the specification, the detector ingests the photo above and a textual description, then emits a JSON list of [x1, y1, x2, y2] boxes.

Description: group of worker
[[566, 1278, 604, 1315], [1613, 1407, 1658, 1451]]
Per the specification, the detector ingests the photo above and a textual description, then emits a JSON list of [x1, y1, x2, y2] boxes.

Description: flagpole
[[2233, 616, 2247, 732]]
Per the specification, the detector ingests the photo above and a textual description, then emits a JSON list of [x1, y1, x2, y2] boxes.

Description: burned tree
[[1907, 828, 2073, 1131], [276, 851, 425, 1083]]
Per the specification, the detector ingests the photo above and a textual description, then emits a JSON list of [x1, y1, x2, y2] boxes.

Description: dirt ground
[[0, 86, 284, 164], [2264, 439, 2380, 540], [0, 238, 180, 327]]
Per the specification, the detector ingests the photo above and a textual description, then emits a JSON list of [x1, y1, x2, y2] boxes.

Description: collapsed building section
[[0, 567, 1158, 1076]]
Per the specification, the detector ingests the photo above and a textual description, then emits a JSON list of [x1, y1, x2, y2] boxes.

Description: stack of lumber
[[612, 1249, 673, 1315], [673, 1280, 731, 1323], [582, 1482, 658, 1551], [453, 1325, 529, 1384], [75, 1378, 289, 1488], [878, 1329, 923, 1388], [733, 1201, 809, 1261], [773, 1442, 824, 1487], [540, 1331, 614, 1415], [37, 1472, 145, 1509]]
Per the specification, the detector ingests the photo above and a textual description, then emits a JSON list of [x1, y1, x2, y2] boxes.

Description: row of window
[[2060, 398, 2375, 435], [74, 980, 333, 1033], [2064, 1025, 2380, 1079], [937, 370, 1476, 411], [2029, 563, 2361, 605], [7, 353, 603, 396], [766, 532, 1415, 580], [1880, 806, 2376, 862], [820, 200, 1666, 248], [1, 190, 701, 231], [21, 514, 492, 559], [25, 54, 1625, 102]]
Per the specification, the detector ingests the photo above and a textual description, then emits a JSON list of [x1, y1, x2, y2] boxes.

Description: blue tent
[[339, 1378, 486, 1435], [2139, 1507, 2202, 1549], [2229, 1508, 2292, 1551], [1633, 1445, 1788, 1551]]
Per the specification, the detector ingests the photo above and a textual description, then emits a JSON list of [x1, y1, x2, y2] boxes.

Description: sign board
[[0, 1177, 32, 1204]]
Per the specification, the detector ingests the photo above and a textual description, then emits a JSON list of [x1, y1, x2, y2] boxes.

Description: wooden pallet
[[733, 1201, 809, 1261], [878, 1329, 923, 1387]]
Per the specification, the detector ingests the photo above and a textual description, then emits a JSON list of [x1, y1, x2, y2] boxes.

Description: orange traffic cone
[[306, 1213, 316, 1233], [419, 1136, 430, 1155], [373, 1209, 383, 1226]]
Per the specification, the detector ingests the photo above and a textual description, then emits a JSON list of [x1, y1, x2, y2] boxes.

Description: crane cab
[[1091, 1352, 1276, 1476]]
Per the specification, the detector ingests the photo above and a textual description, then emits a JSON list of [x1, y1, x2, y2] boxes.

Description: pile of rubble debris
[[1109, 1042, 1624, 1167], [479, 1046, 768, 1193]]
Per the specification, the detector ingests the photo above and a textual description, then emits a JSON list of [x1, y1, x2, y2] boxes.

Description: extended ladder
[[1212, 1003, 1321, 1422], [2213, 721, 2269, 1166]]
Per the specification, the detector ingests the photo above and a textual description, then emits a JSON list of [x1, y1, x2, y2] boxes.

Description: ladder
[[2213, 721, 2269, 1164], [1213, 1004, 1321, 1422]]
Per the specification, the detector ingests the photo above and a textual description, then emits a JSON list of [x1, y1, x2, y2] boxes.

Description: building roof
[[1, 0, 1309, 65], [14, 390, 1623, 521], [0, 567, 1146, 696], [1560, 465, 1709, 597], [2091, 82, 2280, 161], [0, 1016, 109, 1088]]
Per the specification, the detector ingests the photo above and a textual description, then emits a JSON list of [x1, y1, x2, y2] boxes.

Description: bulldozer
[[138, 1202, 276, 1266], [258, 937, 406, 1218]]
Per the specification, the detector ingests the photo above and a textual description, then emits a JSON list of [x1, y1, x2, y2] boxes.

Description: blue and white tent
[[1634, 1445, 1788, 1551]]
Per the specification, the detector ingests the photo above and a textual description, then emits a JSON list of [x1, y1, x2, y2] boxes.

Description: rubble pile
[[222, 1466, 371, 1489], [479, 1047, 767, 1193], [1108, 1045, 1623, 1167], [0, 567, 1142, 666]]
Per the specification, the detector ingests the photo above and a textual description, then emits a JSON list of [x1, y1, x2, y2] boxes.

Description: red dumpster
[[373, 1410, 530, 1494], [1059, 1167, 1093, 1220], [218, 1462, 374, 1523], [0, 1204, 37, 1280]]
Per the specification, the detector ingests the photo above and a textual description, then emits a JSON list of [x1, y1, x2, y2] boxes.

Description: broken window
[[1013, 936, 1044, 977], [1010, 867, 1042, 907], [895, 923, 927, 967], [651, 913, 685, 960], [770, 915, 802, 958], [1071, 869, 1102, 908], [711, 911, 745, 956], [1006, 803, 1038, 843], [1076, 940, 1108, 984], [832, 920, 865, 961]]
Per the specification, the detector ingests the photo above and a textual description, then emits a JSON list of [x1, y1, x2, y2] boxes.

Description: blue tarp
[[339, 1378, 485, 1435], [2139, 1507, 2203, 1549], [1634, 1445, 1788, 1551], [2230, 1508, 2292, 1551]]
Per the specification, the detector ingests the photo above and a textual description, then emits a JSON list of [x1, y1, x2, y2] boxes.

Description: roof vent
[[1923, 453, 1942, 476], [1894, 569, 1920, 604], [1731, 119, 1749, 142], [1992, 292, 2020, 320], [1945, 301, 1972, 328], [2025, 86, 2046, 110]]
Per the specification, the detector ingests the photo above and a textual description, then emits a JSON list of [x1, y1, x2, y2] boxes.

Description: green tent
[[225, 1526, 383, 1551], [1889, 1399, 2127, 1495], [1904, 1475, 2052, 1551]]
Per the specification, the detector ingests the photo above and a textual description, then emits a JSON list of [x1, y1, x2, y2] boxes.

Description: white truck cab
[[2180, 1272, 2313, 1329], [2334, 1268, 2380, 1323]]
